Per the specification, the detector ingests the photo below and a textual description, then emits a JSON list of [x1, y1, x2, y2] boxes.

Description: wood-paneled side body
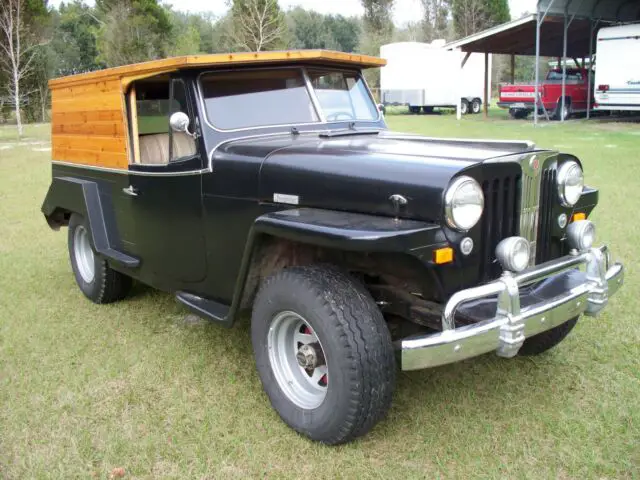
[[51, 79, 129, 169]]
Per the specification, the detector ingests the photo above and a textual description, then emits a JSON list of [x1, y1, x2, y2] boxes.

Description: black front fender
[[225, 208, 447, 325]]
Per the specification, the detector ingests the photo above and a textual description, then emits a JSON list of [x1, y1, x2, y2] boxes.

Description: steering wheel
[[326, 111, 355, 121]]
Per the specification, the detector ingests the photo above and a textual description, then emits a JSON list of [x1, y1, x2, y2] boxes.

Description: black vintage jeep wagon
[[42, 50, 624, 444]]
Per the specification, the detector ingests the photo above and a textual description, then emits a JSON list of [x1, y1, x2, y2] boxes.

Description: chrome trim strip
[[400, 245, 624, 370], [52, 161, 210, 176]]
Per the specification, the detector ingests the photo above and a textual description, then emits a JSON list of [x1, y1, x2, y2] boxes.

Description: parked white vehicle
[[380, 41, 491, 114], [594, 24, 640, 112]]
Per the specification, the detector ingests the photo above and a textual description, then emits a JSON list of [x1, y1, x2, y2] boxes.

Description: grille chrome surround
[[484, 151, 558, 270]]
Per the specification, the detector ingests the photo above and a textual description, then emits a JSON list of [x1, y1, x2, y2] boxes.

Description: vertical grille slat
[[478, 171, 520, 283], [536, 168, 556, 263]]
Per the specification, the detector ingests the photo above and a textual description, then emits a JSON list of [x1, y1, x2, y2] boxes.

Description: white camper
[[380, 41, 491, 114], [594, 24, 640, 112]]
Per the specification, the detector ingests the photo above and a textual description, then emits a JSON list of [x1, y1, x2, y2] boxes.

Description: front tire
[[518, 316, 579, 356], [68, 213, 132, 304], [554, 99, 571, 121], [251, 265, 396, 444], [460, 99, 469, 115]]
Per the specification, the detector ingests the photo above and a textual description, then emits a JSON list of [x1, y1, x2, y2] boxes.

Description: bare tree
[[0, 0, 39, 137], [227, 0, 287, 52], [451, 0, 487, 38], [420, 0, 451, 41]]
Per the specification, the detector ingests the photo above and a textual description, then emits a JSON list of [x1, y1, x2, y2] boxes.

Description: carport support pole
[[534, 12, 541, 125], [510, 54, 515, 84], [483, 52, 489, 118], [586, 19, 595, 119], [561, 11, 568, 123]]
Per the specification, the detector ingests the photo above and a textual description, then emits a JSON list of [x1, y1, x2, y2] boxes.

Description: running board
[[175, 292, 232, 327]]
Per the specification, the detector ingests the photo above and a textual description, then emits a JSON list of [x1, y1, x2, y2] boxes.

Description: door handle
[[122, 185, 139, 197]]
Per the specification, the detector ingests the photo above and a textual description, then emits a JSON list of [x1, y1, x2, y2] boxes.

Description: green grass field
[[1, 114, 638, 479]]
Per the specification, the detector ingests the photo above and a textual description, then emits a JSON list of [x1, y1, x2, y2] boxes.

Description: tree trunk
[[14, 69, 23, 138], [40, 88, 47, 123]]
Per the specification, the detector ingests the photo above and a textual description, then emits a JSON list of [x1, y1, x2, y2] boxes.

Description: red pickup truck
[[498, 68, 594, 120]]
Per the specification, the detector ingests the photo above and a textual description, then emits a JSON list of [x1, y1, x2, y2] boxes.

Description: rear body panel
[[594, 25, 640, 111]]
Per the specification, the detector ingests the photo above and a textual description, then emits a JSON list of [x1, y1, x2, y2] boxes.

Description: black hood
[[214, 131, 539, 223]]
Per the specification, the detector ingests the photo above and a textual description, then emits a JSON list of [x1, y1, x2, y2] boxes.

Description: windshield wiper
[[319, 127, 382, 138]]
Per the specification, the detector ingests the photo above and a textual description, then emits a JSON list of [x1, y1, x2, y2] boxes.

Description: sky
[[49, 0, 537, 25]]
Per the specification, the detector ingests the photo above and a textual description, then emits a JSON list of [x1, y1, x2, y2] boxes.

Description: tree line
[[1, 0, 515, 135]]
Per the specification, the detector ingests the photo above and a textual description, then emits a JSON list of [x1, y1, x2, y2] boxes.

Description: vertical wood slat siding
[[51, 79, 129, 169]]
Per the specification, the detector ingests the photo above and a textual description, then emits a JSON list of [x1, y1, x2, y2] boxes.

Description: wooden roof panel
[[49, 50, 387, 88]]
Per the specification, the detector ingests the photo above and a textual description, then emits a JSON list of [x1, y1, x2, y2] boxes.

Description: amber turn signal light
[[571, 212, 586, 222], [433, 247, 454, 264]]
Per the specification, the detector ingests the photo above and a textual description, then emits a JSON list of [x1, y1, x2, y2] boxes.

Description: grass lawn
[[1, 114, 638, 479]]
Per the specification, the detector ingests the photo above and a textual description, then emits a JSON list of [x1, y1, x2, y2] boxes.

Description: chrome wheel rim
[[267, 311, 328, 409], [73, 225, 95, 283], [473, 102, 480, 113]]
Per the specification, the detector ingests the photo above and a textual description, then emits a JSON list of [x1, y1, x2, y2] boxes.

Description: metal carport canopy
[[445, 0, 640, 123]]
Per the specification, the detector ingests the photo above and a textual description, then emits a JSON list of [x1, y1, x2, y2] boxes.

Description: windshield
[[307, 69, 379, 122], [199, 67, 378, 130], [546, 70, 583, 82]]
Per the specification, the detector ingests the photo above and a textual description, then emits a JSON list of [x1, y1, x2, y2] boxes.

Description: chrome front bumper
[[400, 246, 624, 370]]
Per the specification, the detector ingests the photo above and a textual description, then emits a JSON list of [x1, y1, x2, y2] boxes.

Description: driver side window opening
[[128, 75, 197, 165]]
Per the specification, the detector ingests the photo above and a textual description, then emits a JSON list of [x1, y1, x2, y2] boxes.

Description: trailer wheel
[[471, 98, 482, 114], [460, 99, 469, 115], [409, 106, 421, 114], [422, 106, 434, 114]]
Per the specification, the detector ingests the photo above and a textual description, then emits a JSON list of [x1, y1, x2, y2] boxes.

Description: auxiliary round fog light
[[567, 220, 595, 251], [460, 237, 474, 255], [496, 237, 530, 272], [558, 213, 568, 229]]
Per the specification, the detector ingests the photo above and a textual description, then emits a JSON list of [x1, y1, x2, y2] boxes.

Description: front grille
[[535, 167, 557, 263], [478, 173, 521, 282]]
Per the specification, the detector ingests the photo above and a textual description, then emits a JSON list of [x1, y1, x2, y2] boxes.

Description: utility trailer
[[594, 24, 640, 112], [380, 41, 491, 115]]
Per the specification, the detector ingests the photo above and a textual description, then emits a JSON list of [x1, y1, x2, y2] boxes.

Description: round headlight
[[444, 176, 484, 231], [496, 237, 531, 272], [567, 219, 595, 251], [557, 160, 584, 207]]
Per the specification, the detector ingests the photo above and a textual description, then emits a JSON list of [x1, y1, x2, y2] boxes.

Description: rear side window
[[199, 69, 319, 130]]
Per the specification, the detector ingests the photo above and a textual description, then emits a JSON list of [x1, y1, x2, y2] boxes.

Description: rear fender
[[41, 177, 139, 268]]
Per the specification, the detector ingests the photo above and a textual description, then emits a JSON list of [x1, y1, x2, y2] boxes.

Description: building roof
[[445, 0, 639, 57], [49, 50, 387, 88]]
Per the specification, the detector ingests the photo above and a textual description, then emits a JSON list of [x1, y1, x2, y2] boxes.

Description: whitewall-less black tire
[[251, 265, 396, 444], [68, 213, 132, 304]]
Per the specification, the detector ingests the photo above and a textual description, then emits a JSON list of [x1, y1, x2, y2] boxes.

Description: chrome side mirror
[[377, 103, 386, 115], [169, 111, 195, 138]]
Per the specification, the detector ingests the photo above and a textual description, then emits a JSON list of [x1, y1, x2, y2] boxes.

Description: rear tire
[[509, 109, 529, 120], [68, 213, 132, 304], [422, 106, 434, 114], [251, 265, 396, 444], [518, 316, 579, 356], [409, 106, 421, 114]]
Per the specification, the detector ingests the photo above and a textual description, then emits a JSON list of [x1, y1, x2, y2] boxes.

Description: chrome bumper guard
[[400, 246, 624, 370]]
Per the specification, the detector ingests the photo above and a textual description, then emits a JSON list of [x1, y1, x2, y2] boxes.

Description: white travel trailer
[[594, 24, 640, 111], [380, 41, 491, 114]]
